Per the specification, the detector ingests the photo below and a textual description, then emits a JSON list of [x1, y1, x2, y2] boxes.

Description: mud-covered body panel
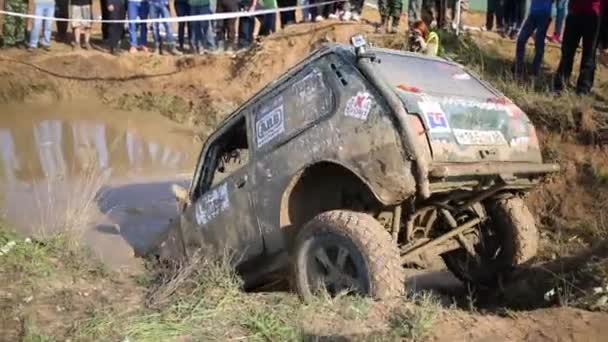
[[250, 52, 415, 254]]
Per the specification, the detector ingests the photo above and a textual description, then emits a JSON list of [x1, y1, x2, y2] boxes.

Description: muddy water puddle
[[0, 101, 201, 268]]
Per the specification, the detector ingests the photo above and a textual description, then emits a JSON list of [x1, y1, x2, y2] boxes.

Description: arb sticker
[[419, 102, 451, 133], [344, 91, 374, 120], [256, 104, 285, 148]]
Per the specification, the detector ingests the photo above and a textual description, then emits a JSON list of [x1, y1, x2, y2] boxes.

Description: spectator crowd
[[0, 0, 607, 94]]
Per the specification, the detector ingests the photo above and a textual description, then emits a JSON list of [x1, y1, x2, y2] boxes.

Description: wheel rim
[[305, 235, 369, 296]]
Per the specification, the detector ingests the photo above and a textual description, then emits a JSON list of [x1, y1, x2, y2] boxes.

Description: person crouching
[[406, 20, 439, 56]]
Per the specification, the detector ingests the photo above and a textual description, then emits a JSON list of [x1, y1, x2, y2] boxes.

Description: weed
[[388, 292, 441, 341], [241, 307, 301, 342]]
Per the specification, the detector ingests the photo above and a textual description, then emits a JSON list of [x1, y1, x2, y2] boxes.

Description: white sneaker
[[341, 11, 352, 21], [315, 15, 324, 22], [328, 13, 339, 19], [352, 13, 361, 22]]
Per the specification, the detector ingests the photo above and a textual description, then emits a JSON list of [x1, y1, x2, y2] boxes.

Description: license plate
[[453, 129, 507, 145]]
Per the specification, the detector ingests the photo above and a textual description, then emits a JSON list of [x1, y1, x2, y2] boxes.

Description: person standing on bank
[[514, 0, 552, 76], [548, 0, 568, 43], [106, 0, 126, 55], [250, 0, 277, 36], [216, 0, 239, 52], [71, 0, 93, 50], [278, 0, 296, 28], [1, 0, 28, 47], [100, 0, 110, 40], [485, 0, 504, 33], [174, 0, 190, 52], [55, 0, 69, 42], [149, 0, 182, 54], [28, 0, 55, 51], [377, 0, 402, 33], [190, 0, 216, 53], [127, 0, 149, 53], [553, 0, 603, 95]]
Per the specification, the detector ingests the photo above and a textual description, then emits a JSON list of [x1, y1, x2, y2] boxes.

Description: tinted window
[[253, 67, 333, 151], [374, 52, 495, 99]]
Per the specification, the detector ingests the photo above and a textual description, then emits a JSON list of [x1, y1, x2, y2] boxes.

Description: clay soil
[[1, 8, 608, 341]]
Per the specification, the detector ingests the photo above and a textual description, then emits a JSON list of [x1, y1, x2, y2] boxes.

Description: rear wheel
[[292, 210, 404, 300], [443, 196, 538, 286]]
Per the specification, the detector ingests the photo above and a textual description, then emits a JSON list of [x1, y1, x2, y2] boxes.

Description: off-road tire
[[443, 196, 539, 286], [292, 210, 404, 300]]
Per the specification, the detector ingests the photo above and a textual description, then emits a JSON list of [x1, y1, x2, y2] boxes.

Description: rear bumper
[[429, 162, 560, 179]]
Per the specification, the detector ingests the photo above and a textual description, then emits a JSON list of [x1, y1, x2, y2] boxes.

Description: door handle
[[236, 175, 248, 189]]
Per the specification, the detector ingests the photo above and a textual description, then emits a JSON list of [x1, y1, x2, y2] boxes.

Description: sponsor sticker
[[453, 129, 507, 145], [344, 91, 374, 120], [419, 101, 451, 133], [195, 182, 230, 226], [255, 104, 285, 148]]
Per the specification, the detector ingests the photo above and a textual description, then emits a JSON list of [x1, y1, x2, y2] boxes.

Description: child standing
[[71, 0, 93, 50], [514, 0, 552, 76]]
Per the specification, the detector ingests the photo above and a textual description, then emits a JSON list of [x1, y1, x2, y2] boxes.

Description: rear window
[[374, 52, 496, 99]]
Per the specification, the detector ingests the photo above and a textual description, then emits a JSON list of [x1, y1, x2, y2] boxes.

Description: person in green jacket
[[407, 20, 440, 56], [1, 0, 28, 47]]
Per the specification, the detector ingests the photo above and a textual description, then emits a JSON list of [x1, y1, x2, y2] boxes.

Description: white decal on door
[[195, 182, 230, 226]]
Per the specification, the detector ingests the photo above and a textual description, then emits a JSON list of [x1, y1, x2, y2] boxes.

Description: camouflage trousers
[[1, 0, 27, 46], [378, 0, 403, 19]]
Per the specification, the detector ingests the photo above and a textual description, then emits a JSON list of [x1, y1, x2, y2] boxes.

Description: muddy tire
[[292, 210, 404, 300], [443, 196, 538, 287]]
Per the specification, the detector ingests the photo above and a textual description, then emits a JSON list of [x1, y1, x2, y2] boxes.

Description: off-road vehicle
[[164, 36, 559, 299]]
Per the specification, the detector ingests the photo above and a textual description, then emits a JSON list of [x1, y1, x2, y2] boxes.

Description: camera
[[408, 31, 423, 52]]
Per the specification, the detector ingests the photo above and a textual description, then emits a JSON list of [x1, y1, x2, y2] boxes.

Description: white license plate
[[453, 129, 507, 145]]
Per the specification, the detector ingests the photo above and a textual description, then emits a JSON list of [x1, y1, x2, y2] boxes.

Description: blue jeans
[[301, 0, 312, 22], [149, 2, 174, 45], [515, 12, 551, 75], [190, 5, 215, 50], [29, 3, 55, 48], [553, 0, 567, 37], [127, 1, 149, 48]]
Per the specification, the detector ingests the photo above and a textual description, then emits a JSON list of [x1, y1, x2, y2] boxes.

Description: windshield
[[374, 51, 496, 99]]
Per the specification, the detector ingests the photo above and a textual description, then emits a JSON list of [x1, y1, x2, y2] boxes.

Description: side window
[[197, 116, 250, 197], [253, 66, 334, 151]]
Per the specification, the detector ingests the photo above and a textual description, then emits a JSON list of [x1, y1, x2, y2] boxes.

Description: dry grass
[[31, 156, 110, 250]]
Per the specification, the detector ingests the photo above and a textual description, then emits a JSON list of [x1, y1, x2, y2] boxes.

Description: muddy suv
[[165, 37, 559, 299]]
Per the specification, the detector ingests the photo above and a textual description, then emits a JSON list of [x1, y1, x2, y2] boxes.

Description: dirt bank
[[1, 15, 608, 342]]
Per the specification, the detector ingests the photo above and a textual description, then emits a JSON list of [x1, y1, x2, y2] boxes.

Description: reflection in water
[[0, 103, 199, 269], [0, 129, 20, 186], [0, 118, 194, 184], [71, 121, 110, 170], [34, 120, 67, 179]]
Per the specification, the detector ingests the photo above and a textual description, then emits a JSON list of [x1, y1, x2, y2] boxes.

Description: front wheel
[[292, 210, 404, 300], [443, 196, 539, 287]]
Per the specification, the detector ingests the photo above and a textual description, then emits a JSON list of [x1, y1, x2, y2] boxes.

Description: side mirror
[[171, 184, 190, 211]]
